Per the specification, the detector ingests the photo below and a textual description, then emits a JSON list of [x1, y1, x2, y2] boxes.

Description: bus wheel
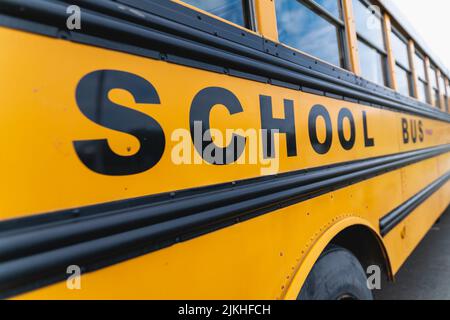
[[298, 245, 373, 300]]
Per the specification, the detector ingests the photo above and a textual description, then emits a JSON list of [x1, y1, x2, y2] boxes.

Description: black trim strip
[[0, 0, 449, 122], [379, 172, 450, 237], [0, 145, 449, 298]]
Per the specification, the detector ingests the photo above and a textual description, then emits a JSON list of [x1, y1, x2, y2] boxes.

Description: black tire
[[298, 245, 373, 300]]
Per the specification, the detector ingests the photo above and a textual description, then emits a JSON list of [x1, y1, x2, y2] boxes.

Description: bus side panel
[[1, 27, 448, 299], [438, 153, 450, 211], [15, 169, 406, 300], [0, 27, 418, 221], [383, 154, 449, 273]]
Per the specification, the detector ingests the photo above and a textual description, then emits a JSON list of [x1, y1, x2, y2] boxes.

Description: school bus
[[0, 0, 449, 300]]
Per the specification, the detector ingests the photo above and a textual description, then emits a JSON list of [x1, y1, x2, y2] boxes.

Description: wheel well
[[330, 225, 393, 281]]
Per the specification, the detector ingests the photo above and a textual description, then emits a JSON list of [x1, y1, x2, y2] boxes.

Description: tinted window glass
[[395, 65, 411, 96], [276, 0, 343, 67], [354, 0, 384, 49], [313, 0, 341, 18], [358, 39, 386, 85], [391, 32, 409, 68], [182, 0, 246, 27], [414, 53, 426, 80], [417, 80, 428, 103]]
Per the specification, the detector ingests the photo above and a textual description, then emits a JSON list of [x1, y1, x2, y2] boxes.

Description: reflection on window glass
[[182, 0, 245, 27], [313, 0, 341, 19], [358, 39, 386, 85], [395, 65, 411, 97], [445, 85, 449, 110], [434, 89, 441, 108], [391, 32, 409, 67], [439, 76, 446, 94], [414, 53, 426, 80], [417, 80, 428, 103], [353, 0, 384, 49], [429, 67, 438, 88], [276, 0, 342, 67]]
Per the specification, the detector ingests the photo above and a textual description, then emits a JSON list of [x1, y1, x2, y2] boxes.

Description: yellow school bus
[[0, 0, 449, 300]]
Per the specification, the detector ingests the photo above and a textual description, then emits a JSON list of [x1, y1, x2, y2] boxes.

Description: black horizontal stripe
[[0, 0, 449, 122], [0, 145, 449, 298], [380, 172, 450, 237]]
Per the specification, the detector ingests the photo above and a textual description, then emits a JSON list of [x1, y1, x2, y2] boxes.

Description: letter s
[[73, 70, 165, 175]]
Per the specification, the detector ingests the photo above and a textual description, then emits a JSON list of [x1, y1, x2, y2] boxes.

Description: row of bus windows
[[180, 0, 450, 112]]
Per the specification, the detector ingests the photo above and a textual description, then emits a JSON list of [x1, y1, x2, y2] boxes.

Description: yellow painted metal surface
[[408, 40, 419, 100], [1, 26, 449, 299], [343, 0, 361, 75], [254, 0, 279, 41], [383, 153, 449, 273], [437, 69, 446, 111], [1, 27, 448, 220], [383, 13, 397, 91], [16, 170, 449, 300], [425, 56, 435, 107]]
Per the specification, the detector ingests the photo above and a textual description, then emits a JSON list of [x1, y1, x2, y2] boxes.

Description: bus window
[[181, 0, 252, 29], [313, 0, 342, 19], [439, 75, 446, 108], [447, 81, 450, 112], [358, 39, 386, 85], [391, 29, 412, 96], [429, 65, 440, 108], [395, 65, 411, 97], [414, 52, 429, 103], [275, 0, 345, 68], [353, 0, 384, 49], [353, 0, 388, 86]]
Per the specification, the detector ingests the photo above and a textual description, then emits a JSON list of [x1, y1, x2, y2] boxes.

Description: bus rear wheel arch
[[298, 245, 373, 300], [296, 224, 392, 300]]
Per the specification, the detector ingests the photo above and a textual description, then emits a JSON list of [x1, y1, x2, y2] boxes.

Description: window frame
[[305, 0, 349, 69], [243, 0, 257, 31], [275, 0, 349, 69], [178, 0, 257, 31]]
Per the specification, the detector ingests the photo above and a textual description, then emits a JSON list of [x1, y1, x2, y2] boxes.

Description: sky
[[390, 0, 450, 73]]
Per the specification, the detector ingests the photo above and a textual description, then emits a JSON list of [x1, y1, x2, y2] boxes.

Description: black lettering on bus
[[337, 108, 356, 150], [410, 119, 418, 143], [418, 120, 424, 142], [73, 70, 165, 176], [308, 105, 333, 155], [363, 111, 375, 147], [259, 95, 297, 158], [402, 118, 409, 144], [189, 87, 246, 165]]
